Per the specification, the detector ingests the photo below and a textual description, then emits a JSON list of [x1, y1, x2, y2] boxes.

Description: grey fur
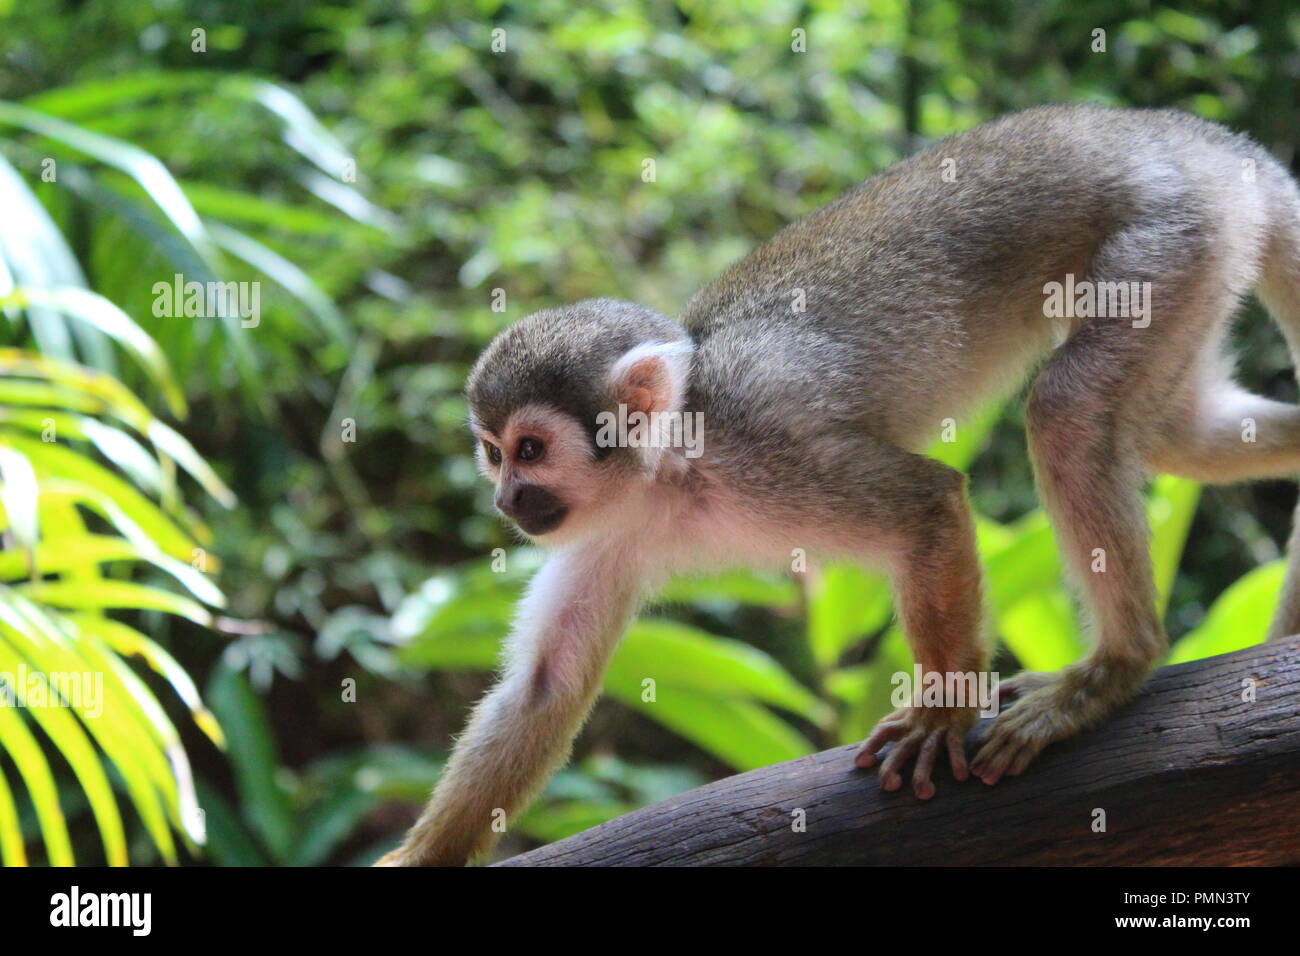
[[468, 298, 684, 455], [473, 106, 1298, 511]]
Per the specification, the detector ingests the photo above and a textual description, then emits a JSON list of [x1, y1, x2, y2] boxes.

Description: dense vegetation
[[0, 0, 1296, 865]]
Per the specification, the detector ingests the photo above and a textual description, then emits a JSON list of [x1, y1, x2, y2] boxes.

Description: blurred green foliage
[[0, 0, 1297, 864]]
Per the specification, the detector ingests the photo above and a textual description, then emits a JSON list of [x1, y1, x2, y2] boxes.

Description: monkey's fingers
[[877, 731, 926, 792], [853, 718, 909, 768], [946, 727, 970, 782], [910, 726, 971, 798], [971, 694, 1056, 785], [970, 742, 1012, 786], [910, 731, 943, 799]]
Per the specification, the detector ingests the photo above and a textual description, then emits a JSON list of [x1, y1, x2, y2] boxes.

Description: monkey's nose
[[496, 484, 567, 534]]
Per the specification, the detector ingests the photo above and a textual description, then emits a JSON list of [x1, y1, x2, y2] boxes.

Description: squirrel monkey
[[378, 105, 1300, 866]]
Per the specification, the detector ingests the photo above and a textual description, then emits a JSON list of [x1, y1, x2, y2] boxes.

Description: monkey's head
[[467, 298, 693, 543]]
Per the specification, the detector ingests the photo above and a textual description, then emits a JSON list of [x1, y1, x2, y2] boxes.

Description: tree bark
[[499, 636, 1300, 866]]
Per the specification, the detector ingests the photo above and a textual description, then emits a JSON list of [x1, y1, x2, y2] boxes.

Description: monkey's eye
[[517, 437, 545, 462], [483, 441, 502, 466]]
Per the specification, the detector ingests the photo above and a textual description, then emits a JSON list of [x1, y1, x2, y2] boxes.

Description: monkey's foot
[[970, 671, 1074, 786], [854, 706, 975, 799]]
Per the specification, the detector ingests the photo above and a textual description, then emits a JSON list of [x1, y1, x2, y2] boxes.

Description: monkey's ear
[[607, 339, 694, 474], [607, 339, 693, 417]]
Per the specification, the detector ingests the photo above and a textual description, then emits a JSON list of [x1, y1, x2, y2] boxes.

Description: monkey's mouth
[[515, 505, 568, 536]]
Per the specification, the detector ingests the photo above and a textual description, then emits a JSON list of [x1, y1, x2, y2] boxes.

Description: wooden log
[[499, 636, 1300, 866]]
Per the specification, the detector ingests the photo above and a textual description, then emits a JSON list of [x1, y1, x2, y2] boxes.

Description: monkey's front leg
[[850, 457, 989, 799], [377, 547, 643, 866]]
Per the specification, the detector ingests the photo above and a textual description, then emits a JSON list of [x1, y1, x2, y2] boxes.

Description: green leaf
[[655, 568, 798, 607], [0, 682, 73, 865], [982, 511, 1062, 615], [71, 623, 205, 845], [515, 799, 637, 844], [2, 431, 198, 559], [609, 683, 813, 771], [306, 746, 444, 803], [78, 418, 165, 496], [181, 180, 360, 237], [1147, 475, 1201, 615], [0, 154, 85, 361], [2, 288, 184, 415], [0, 100, 215, 262], [0, 352, 234, 509], [826, 625, 915, 744], [608, 618, 830, 724], [146, 419, 236, 508], [974, 514, 1016, 555], [998, 589, 1087, 671], [0, 533, 224, 607], [0, 763, 26, 866], [926, 399, 1003, 471], [22, 71, 218, 120], [297, 168, 397, 231], [205, 665, 295, 861], [206, 221, 351, 345], [397, 628, 502, 670], [0, 444, 40, 568], [0, 379, 105, 414], [393, 560, 536, 668], [1168, 561, 1284, 664], [193, 779, 271, 867], [806, 562, 893, 668], [224, 78, 354, 179], [15, 580, 212, 625], [288, 789, 379, 867], [0, 593, 177, 863], [0, 349, 153, 429], [82, 614, 223, 747], [0, 618, 125, 865]]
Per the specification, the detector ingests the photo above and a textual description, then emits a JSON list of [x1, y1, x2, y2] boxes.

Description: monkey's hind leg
[[1145, 174, 1300, 643], [972, 189, 1268, 783], [972, 317, 1173, 786]]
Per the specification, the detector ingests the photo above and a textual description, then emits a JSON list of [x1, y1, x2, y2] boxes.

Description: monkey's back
[[680, 104, 1276, 455]]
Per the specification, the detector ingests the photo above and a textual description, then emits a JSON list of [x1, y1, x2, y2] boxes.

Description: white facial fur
[[471, 339, 695, 545], [472, 402, 641, 546]]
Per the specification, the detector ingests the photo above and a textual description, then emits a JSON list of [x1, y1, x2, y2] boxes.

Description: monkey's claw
[[854, 707, 974, 799]]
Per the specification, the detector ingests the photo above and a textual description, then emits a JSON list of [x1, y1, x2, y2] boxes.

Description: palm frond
[[0, 349, 227, 865]]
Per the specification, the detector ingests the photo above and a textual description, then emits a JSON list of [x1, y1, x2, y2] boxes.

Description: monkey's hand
[[854, 704, 976, 799]]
